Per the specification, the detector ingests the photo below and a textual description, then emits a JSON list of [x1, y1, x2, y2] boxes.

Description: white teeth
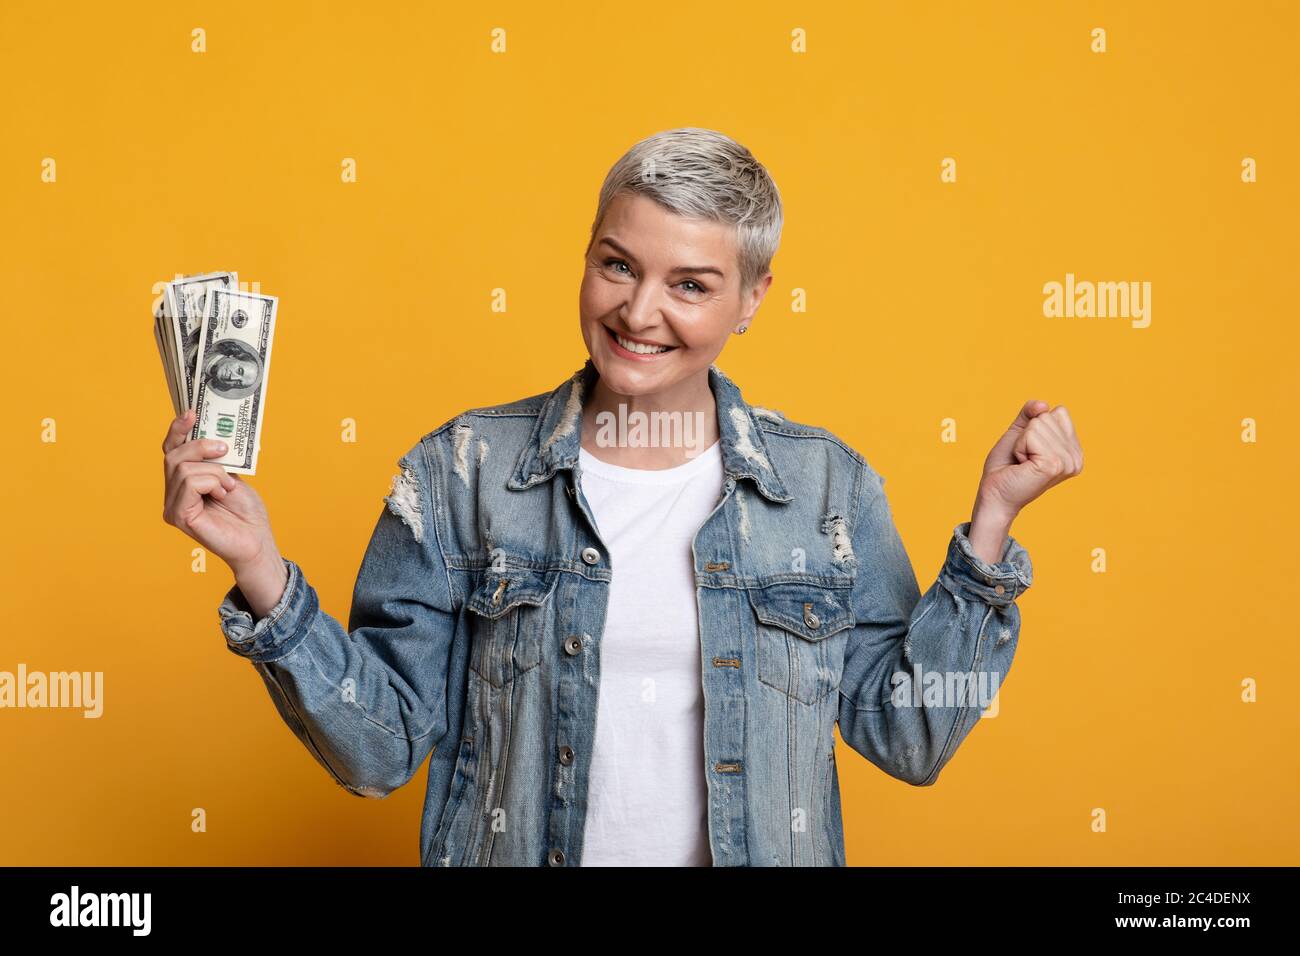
[[614, 332, 671, 354]]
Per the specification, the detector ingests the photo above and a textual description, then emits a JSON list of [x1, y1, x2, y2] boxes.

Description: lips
[[604, 325, 677, 357]]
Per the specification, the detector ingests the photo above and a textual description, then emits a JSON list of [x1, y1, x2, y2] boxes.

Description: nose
[[618, 281, 667, 334]]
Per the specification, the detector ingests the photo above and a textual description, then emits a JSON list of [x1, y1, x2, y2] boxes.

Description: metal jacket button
[[563, 635, 583, 655], [803, 602, 820, 629], [548, 848, 565, 866], [558, 744, 575, 765], [581, 547, 600, 565]]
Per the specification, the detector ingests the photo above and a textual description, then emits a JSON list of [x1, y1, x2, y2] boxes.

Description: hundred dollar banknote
[[152, 300, 183, 416], [162, 270, 238, 413], [187, 287, 278, 475]]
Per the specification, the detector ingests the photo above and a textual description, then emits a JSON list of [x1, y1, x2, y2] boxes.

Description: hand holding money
[[160, 407, 286, 613], [153, 271, 278, 474]]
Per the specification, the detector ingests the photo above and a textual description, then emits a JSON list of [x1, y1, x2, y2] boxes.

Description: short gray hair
[[586, 127, 783, 295]]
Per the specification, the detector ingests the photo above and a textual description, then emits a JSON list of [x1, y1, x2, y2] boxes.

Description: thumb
[[1010, 414, 1044, 464], [1004, 400, 1048, 463], [1012, 429, 1029, 464], [1010, 399, 1050, 430]]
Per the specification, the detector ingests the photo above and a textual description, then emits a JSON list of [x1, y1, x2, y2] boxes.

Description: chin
[[588, 356, 665, 397]]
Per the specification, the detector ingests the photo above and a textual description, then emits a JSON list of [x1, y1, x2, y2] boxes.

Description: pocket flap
[[746, 582, 855, 641], [466, 565, 559, 620]]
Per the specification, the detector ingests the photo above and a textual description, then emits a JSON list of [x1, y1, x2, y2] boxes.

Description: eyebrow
[[597, 237, 726, 279]]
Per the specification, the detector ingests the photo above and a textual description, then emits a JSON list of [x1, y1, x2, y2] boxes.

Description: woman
[[161, 127, 1083, 867]]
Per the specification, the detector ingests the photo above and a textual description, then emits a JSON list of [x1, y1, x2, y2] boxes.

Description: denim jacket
[[217, 358, 1034, 866]]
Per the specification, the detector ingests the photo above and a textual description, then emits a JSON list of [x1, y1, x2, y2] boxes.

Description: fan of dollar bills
[[153, 271, 278, 475]]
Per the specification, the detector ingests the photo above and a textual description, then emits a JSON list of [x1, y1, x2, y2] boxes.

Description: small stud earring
[[736, 325, 748, 335]]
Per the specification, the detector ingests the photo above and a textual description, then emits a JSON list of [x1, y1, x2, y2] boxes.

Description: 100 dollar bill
[[188, 288, 278, 474], [164, 270, 238, 412]]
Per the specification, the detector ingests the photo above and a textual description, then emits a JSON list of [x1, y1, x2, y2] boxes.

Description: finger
[[174, 472, 226, 525], [1049, 405, 1077, 439], [1029, 410, 1066, 447], [166, 459, 234, 514], [1016, 426, 1058, 468], [206, 468, 236, 496], [162, 408, 197, 455], [1011, 428, 1030, 463], [1042, 407, 1082, 470], [1033, 428, 1074, 480], [164, 436, 230, 482], [1021, 417, 1068, 475], [1049, 407, 1083, 469], [1022, 408, 1083, 479]]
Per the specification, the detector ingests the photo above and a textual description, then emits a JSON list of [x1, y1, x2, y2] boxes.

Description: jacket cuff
[[217, 558, 317, 662], [938, 520, 1033, 607]]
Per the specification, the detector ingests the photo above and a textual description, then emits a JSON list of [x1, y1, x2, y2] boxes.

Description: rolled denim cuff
[[938, 520, 1033, 607], [217, 558, 317, 663]]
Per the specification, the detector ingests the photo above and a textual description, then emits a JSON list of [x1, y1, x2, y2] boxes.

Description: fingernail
[[213, 441, 227, 452]]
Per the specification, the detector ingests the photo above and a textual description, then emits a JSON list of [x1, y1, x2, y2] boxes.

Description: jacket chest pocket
[[465, 565, 559, 689], [747, 583, 855, 706]]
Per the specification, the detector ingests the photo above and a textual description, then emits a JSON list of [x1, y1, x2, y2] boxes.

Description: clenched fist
[[976, 400, 1084, 519]]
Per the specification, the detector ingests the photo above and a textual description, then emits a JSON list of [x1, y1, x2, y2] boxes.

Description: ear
[[741, 272, 774, 324]]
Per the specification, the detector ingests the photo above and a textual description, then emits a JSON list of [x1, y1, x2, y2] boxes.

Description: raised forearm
[[968, 494, 1018, 565]]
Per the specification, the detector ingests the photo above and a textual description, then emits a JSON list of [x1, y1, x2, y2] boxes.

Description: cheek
[[578, 271, 610, 316], [674, 312, 734, 353]]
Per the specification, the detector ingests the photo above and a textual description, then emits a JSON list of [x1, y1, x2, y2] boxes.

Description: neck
[[579, 369, 720, 469]]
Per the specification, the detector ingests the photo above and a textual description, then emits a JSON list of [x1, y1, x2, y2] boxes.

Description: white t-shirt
[[576, 438, 724, 867]]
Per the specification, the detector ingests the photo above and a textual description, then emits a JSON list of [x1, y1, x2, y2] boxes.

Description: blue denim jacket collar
[[506, 357, 793, 503]]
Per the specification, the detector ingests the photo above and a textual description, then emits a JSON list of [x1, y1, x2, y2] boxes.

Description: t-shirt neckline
[[578, 439, 722, 485]]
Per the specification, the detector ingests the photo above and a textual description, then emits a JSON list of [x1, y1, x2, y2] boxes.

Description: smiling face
[[579, 191, 772, 399]]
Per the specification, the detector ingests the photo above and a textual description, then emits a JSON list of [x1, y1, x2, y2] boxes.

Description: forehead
[[597, 193, 737, 263]]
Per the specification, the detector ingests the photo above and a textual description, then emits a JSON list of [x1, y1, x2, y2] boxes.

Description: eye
[[678, 279, 707, 295], [604, 257, 632, 276]]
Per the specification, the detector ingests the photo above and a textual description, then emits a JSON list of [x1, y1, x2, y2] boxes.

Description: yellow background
[[1, 0, 1296, 865]]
